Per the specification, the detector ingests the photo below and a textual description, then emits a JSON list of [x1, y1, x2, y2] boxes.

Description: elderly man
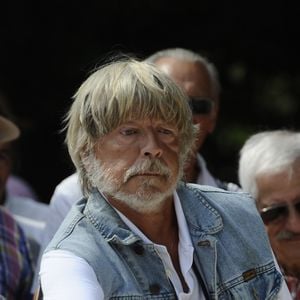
[[239, 130, 300, 299], [40, 58, 290, 299], [0, 115, 33, 299]]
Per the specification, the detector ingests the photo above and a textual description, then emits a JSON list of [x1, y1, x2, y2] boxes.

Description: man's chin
[[127, 175, 168, 186], [114, 192, 169, 214], [107, 181, 175, 210], [275, 244, 300, 276], [280, 260, 300, 278]]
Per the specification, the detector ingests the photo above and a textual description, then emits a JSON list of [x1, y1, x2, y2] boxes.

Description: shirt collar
[[116, 192, 193, 248]]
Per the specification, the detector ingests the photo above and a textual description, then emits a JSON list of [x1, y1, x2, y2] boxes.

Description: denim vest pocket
[[217, 263, 282, 300]]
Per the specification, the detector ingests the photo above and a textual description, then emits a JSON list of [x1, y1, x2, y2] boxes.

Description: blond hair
[[65, 58, 198, 194]]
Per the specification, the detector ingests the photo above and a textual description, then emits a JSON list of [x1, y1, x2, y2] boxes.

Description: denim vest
[[46, 183, 282, 299]]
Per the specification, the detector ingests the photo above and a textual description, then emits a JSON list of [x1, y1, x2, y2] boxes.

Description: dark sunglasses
[[260, 200, 300, 224], [188, 97, 214, 115]]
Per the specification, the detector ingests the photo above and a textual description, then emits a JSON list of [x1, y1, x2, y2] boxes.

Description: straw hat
[[0, 116, 20, 143]]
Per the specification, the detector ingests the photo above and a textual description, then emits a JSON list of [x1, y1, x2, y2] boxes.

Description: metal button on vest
[[197, 240, 211, 247], [243, 269, 257, 282], [132, 244, 144, 255], [149, 283, 161, 295]]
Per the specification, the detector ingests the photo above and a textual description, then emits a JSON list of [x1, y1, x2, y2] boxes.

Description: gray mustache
[[124, 159, 171, 182], [276, 230, 300, 240]]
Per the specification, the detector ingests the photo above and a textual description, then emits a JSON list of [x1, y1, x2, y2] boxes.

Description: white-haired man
[[239, 130, 300, 299], [39, 58, 290, 299]]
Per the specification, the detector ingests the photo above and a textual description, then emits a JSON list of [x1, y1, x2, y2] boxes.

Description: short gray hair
[[146, 48, 221, 97], [238, 130, 300, 198], [65, 57, 198, 194]]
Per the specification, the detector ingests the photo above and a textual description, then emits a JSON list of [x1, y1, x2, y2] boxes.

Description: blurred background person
[[0, 115, 34, 299], [0, 95, 39, 201], [238, 130, 300, 299], [0, 109, 49, 266]]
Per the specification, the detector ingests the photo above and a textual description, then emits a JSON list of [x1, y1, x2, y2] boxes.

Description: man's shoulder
[[178, 182, 256, 213], [45, 198, 88, 249], [177, 183, 264, 240], [179, 182, 245, 195]]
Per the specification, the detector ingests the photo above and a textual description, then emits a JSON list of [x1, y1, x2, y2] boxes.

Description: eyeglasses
[[260, 199, 300, 225], [188, 97, 214, 115]]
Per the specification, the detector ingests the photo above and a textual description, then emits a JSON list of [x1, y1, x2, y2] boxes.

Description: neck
[[107, 194, 176, 243]]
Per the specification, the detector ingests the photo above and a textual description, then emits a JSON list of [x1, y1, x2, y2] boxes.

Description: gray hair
[[145, 48, 221, 98], [238, 130, 300, 198], [65, 58, 198, 194]]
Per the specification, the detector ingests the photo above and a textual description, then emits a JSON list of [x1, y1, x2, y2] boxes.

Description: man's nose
[[142, 132, 163, 158]]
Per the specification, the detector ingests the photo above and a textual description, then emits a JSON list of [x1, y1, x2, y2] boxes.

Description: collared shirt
[[40, 192, 291, 299], [0, 207, 33, 300]]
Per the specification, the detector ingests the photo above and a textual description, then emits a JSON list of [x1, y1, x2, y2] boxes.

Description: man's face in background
[[257, 166, 300, 278], [154, 57, 219, 152]]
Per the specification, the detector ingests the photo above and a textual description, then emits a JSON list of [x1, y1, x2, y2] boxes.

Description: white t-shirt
[[40, 192, 291, 300]]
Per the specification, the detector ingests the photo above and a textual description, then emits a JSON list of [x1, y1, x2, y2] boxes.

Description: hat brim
[[0, 116, 20, 143]]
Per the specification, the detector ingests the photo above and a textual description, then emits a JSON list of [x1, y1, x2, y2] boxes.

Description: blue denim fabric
[[46, 183, 282, 299]]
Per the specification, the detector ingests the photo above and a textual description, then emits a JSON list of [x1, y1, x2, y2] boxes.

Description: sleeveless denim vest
[[46, 183, 283, 299]]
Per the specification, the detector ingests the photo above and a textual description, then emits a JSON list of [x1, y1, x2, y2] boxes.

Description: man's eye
[[158, 128, 173, 135], [121, 129, 138, 136]]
